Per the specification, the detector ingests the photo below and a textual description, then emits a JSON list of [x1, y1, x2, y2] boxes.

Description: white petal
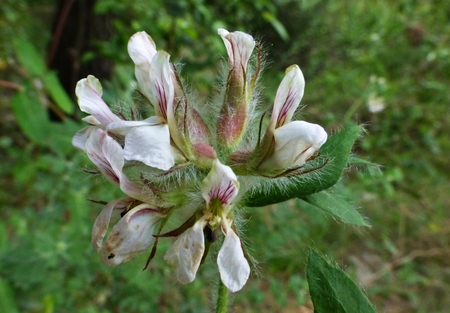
[[218, 28, 232, 61], [127, 32, 158, 101], [123, 124, 174, 170], [148, 51, 174, 122], [85, 128, 123, 185], [100, 204, 165, 266], [76, 75, 121, 125], [127, 31, 157, 66], [217, 228, 250, 292], [218, 29, 255, 69], [84, 128, 148, 201], [260, 121, 327, 171], [201, 160, 239, 210], [270, 65, 305, 129], [72, 126, 95, 151], [91, 197, 134, 252], [81, 115, 101, 126], [106, 116, 165, 136], [164, 219, 207, 284]]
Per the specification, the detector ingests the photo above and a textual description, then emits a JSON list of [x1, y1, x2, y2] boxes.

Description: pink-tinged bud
[[217, 29, 255, 148], [193, 143, 217, 168]]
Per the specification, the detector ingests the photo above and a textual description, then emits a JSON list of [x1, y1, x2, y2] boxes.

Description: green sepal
[[307, 249, 376, 313], [300, 191, 369, 226], [242, 124, 361, 207]]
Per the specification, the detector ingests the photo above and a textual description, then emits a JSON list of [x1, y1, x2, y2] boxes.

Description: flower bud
[[217, 29, 255, 149]]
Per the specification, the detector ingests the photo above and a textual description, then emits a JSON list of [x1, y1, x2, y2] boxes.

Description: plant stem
[[216, 279, 229, 313]]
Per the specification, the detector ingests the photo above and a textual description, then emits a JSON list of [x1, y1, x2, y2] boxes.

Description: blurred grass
[[1, 0, 450, 312]]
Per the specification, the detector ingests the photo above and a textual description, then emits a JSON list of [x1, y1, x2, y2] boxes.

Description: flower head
[[73, 28, 331, 293]]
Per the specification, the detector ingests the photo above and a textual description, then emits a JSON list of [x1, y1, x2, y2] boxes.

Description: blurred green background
[[1, 0, 449, 312]]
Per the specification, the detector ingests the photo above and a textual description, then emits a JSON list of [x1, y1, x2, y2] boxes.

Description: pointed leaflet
[[307, 249, 376, 313], [13, 38, 73, 114], [300, 190, 368, 226], [242, 124, 361, 207]]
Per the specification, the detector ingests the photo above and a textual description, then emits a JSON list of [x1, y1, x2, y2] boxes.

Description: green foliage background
[[1, 0, 449, 312]]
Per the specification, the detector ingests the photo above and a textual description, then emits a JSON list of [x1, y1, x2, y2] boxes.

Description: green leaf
[[307, 249, 376, 313], [262, 11, 290, 41], [13, 38, 74, 114], [13, 38, 46, 76], [243, 124, 361, 207], [47, 119, 81, 156], [348, 156, 377, 166], [0, 278, 19, 313], [43, 72, 74, 114], [300, 191, 369, 226], [11, 88, 50, 145]]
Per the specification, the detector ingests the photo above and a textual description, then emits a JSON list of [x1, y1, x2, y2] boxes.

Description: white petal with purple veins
[[76, 75, 121, 126], [270, 65, 305, 129], [201, 160, 239, 209], [101, 204, 164, 266]]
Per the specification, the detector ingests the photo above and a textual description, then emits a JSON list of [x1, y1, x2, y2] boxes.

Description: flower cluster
[[73, 29, 327, 292]]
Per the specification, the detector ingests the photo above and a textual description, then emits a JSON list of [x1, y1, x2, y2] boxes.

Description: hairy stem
[[216, 279, 229, 313]]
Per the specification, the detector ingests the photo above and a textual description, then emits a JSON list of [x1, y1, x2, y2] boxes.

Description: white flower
[[367, 93, 386, 113], [80, 129, 166, 265], [106, 116, 175, 171], [73, 74, 175, 171], [164, 160, 250, 292], [82, 128, 147, 201], [99, 203, 165, 266], [259, 121, 327, 171], [257, 65, 327, 173], [75, 75, 121, 127]]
